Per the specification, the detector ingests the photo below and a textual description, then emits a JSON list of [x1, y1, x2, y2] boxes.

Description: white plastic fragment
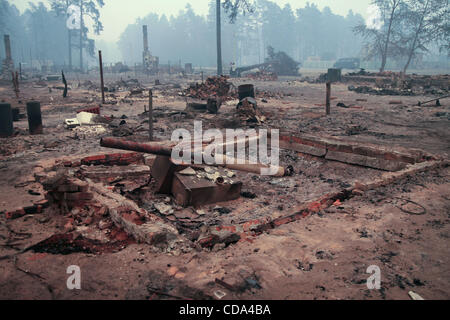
[[408, 291, 425, 300]]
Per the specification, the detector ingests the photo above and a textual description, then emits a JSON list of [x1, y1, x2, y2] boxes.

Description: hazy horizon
[[9, 0, 372, 43]]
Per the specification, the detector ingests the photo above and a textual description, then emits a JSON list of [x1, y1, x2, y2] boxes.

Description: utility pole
[[326, 82, 331, 115], [99, 50, 105, 104], [148, 89, 153, 141], [68, 29, 72, 70], [216, 0, 223, 75], [79, 2, 84, 72], [66, 0, 72, 70]]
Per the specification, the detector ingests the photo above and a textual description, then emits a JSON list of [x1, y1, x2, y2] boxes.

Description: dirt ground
[[0, 71, 449, 300]]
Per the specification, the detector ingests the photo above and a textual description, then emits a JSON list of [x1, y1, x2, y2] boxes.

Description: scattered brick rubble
[[246, 71, 278, 81], [185, 76, 234, 100], [2, 130, 445, 254]]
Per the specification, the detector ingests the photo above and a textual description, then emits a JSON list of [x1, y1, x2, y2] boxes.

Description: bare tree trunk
[[216, 0, 223, 75], [66, 0, 72, 71], [68, 29, 72, 70], [79, 3, 83, 73], [403, 41, 416, 74], [403, 0, 429, 74], [380, 0, 399, 72]]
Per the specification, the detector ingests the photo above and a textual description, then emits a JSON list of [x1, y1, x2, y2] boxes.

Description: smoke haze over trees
[[117, 0, 367, 68], [0, 0, 103, 70], [0, 0, 70, 66], [0, 0, 448, 71], [355, 0, 449, 73]]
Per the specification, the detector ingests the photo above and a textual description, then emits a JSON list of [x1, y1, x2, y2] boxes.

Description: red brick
[[308, 202, 322, 212], [33, 199, 50, 207], [5, 208, 25, 219], [113, 230, 129, 241], [215, 225, 237, 233], [81, 155, 106, 165], [197, 235, 219, 248], [122, 212, 144, 225], [272, 216, 294, 227], [63, 161, 73, 167], [106, 153, 122, 163], [71, 160, 81, 167], [119, 153, 144, 165], [120, 152, 139, 160], [242, 220, 262, 232], [292, 211, 310, 221]]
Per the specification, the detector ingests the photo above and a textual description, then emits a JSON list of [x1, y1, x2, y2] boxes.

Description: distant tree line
[[118, 0, 366, 69], [0, 0, 103, 71], [0, 1, 67, 67], [354, 0, 449, 73], [1, 0, 447, 73]]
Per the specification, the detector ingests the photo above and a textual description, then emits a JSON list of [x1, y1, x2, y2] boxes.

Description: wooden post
[[68, 29, 72, 70], [99, 50, 105, 104], [12, 71, 19, 98], [326, 82, 331, 115], [216, 0, 223, 75], [149, 89, 153, 141], [79, 5, 84, 72], [62, 70, 68, 98]]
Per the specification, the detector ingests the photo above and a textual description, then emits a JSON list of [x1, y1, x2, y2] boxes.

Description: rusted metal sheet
[[171, 171, 242, 207], [151, 155, 187, 194]]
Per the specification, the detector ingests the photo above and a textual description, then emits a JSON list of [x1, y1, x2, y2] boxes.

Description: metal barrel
[[0, 103, 13, 137], [26, 101, 43, 134], [238, 84, 255, 100]]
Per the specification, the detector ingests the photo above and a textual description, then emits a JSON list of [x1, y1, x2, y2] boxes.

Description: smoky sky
[[10, 0, 372, 42]]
